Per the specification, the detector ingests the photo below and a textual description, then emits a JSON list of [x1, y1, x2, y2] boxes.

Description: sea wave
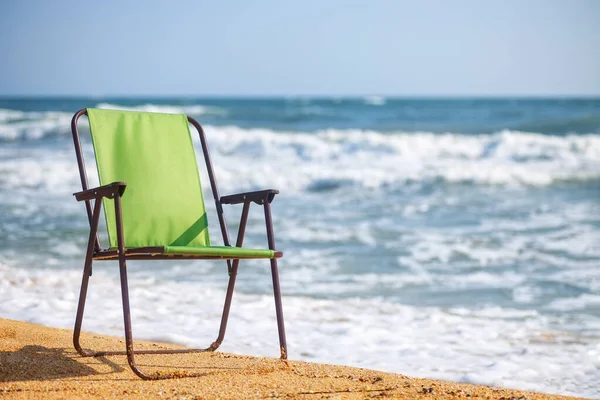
[[203, 126, 600, 189], [363, 95, 386, 106], [0, 109, 73, 141], [94, 102, 227, 116], [0, 103, 226, 141], [1, 119, 599, 191]]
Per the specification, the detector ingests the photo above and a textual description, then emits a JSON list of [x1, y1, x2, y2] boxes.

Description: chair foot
[[75, 346, 215, 357], [74, 343, 220, 380], [128, 360, 211, 380]]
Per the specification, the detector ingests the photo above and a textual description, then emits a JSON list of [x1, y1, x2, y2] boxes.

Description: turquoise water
[[1, 97, 599, 396]]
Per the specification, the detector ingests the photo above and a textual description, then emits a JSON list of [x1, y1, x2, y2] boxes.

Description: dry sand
[[0, 318, 584, 399]]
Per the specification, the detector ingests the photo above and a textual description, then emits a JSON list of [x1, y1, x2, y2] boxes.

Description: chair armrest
[[221, 189, 279, 205], [73, 182, 127, 202]]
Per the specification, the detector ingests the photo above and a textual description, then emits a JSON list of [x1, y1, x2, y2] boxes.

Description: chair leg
[[264, 200, 288, 360], [270, 257, 287, 359], [73, 259, 93, 356], [210, 259, 239, 351], [210, 201, 249, 350], [117, 258, 213, 380], [74, 197, 102, 356], [72, 257, 213, 380], [117, 257, 147, 379], [210, 256, 287, 360]]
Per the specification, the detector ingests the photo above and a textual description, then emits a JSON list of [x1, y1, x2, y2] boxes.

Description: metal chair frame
[[70, 109, 287, 380]]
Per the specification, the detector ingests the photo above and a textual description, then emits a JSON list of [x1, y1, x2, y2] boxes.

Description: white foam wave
[[0, 104, 226, 141], [548, 294, 600, 311], [202, 126, 600, 190], [1, 113, 599, 189], [364, 95, 386, 106], [0, 109, 73, 140], [0, 262, 597, 398], [0, 108, 28, 123], [95, 102, 226, 116], [0, 147, 96, 196]]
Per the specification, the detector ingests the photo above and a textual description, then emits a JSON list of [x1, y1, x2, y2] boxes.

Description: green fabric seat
[[86, 108, 275, 259], [164, 246, 274, 258]]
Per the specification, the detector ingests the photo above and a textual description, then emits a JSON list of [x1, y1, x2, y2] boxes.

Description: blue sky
[[1, 0, 599, 96]]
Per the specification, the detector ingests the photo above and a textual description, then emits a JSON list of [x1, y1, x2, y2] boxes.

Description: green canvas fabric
[[164, 246, 275, 258], [87, 108, 210, 249]]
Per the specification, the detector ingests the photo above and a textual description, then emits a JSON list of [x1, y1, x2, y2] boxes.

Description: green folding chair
[[70, 108, 287, 380]]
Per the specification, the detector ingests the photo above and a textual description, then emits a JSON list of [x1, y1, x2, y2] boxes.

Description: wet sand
[[0, 318, 584, 399]]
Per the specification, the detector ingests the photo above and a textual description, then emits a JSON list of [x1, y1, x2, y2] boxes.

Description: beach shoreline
[[0, 318, 585, 399]]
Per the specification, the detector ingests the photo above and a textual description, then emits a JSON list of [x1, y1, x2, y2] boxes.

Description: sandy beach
[[0, 318, 585, 399]]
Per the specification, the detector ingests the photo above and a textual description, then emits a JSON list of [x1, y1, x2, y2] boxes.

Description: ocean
[[0, 97, 599, 397]]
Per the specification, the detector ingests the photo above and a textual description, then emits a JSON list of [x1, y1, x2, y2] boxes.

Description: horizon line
[[1, 93, 600, 99]]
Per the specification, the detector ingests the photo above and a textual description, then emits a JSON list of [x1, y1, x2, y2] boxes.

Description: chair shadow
[[0, 345, 123, 382]]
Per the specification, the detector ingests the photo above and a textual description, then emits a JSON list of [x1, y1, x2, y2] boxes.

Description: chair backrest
[[86, 108, 210, 249]]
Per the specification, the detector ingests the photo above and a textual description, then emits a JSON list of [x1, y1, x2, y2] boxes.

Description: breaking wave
[[204, 127, 600, 189], [1, 115, 599, 192], [0, 103, 226, 141]]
